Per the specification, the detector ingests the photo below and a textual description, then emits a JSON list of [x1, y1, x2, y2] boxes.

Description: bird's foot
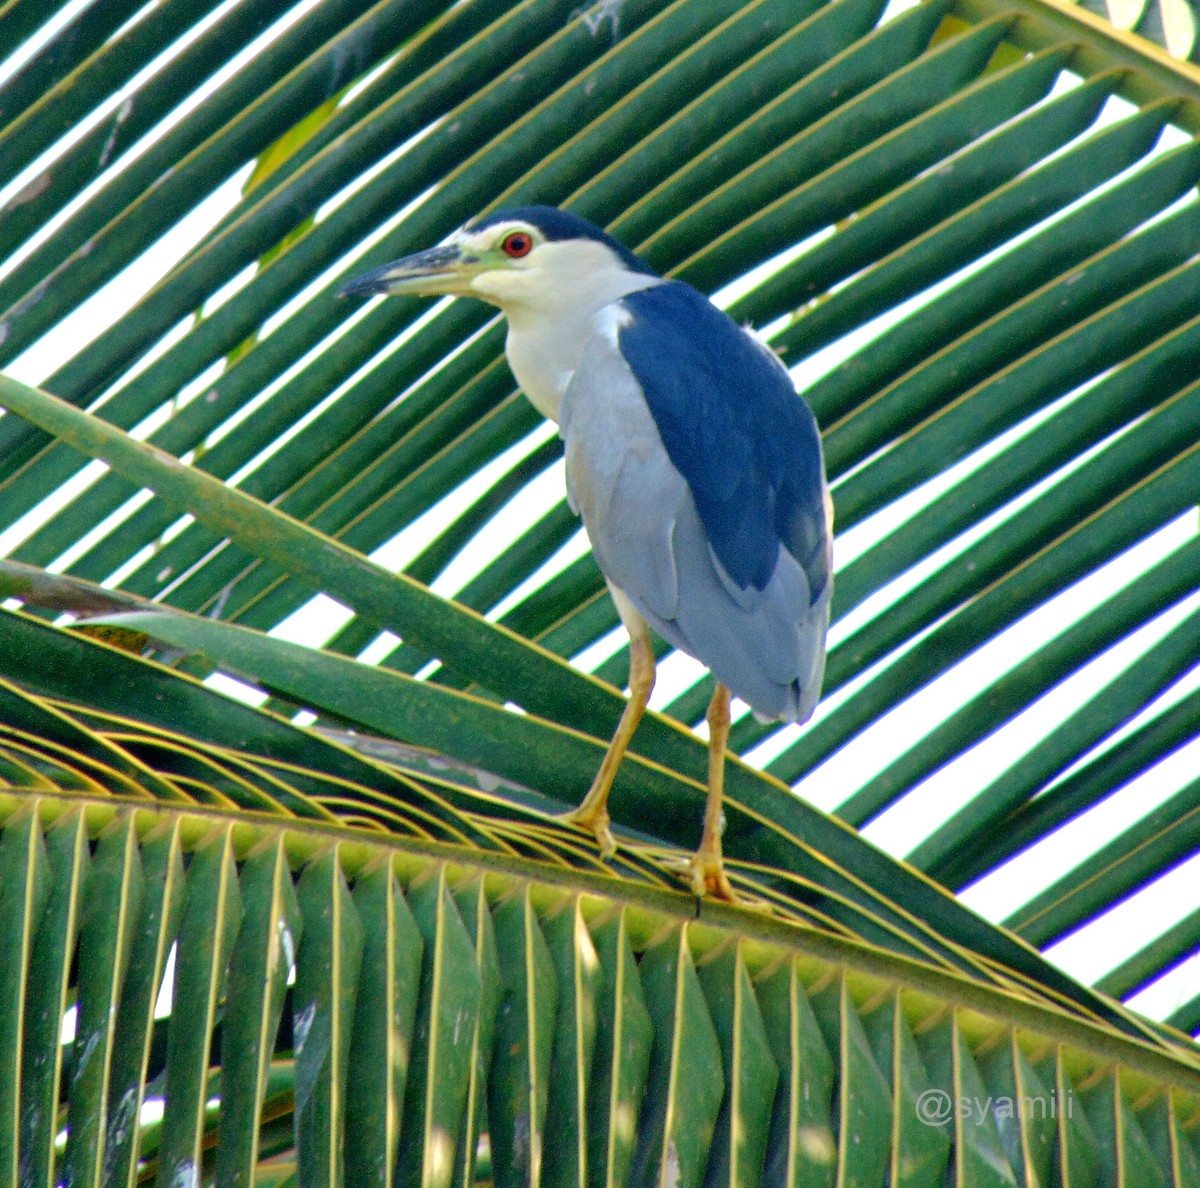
[[662, 849, 740, 904], [559, 804, 616, 859], [689, 851, 739, 902]]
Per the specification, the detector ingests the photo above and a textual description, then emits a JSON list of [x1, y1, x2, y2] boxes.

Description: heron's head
[[338, 205, 658, 315]]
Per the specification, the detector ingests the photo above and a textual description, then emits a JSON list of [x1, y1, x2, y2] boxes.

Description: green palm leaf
[[3, 0, 1200, 1179], [0, 634, 1194, 1181]]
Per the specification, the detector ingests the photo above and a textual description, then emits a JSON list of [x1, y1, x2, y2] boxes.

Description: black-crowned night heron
[[342, 206, 832, 901]]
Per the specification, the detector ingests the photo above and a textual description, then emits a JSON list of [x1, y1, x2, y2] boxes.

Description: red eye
[[501, 231, 533, 258]]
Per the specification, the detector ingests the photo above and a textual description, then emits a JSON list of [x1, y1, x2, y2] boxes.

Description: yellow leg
[[689, 683, 738, 902], [562, 614, 655, 857]]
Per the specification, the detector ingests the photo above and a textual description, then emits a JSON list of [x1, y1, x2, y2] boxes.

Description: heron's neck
[[497, 273, 662, 422]]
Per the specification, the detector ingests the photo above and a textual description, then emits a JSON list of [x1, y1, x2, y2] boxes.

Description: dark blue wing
[[617, 282, 830, 600]]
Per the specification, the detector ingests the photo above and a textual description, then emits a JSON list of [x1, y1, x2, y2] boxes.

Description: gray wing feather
[[560, 325, 829, 722]]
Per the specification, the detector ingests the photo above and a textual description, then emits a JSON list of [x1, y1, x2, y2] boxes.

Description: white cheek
[[469, 269, 535, 303]]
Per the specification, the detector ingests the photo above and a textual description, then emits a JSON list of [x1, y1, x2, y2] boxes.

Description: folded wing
[[559, 284, 832, 723]]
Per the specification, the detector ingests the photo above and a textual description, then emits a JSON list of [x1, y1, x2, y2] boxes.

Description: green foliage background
[[1, 0, 1200, 1181]]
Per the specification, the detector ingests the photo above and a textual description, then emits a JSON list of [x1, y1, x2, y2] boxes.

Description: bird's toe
[[560, 805, 616, 859], [661, 849, 740, 903], [688, 851, 739, 903]]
